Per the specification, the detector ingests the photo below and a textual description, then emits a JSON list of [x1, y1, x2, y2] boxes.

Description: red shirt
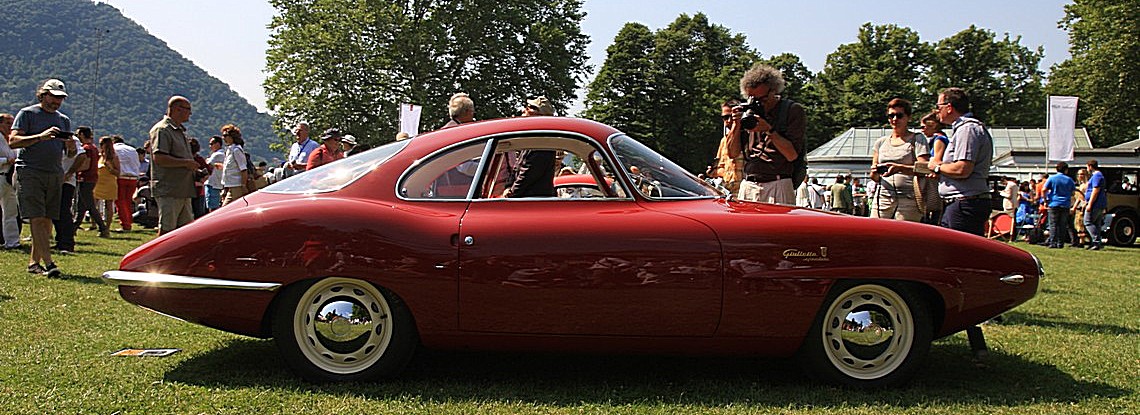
[[77, 143, 100, 183], [306, 144, 344, 170]]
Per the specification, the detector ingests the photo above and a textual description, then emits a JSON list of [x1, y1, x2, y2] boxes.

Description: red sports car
[[104, 117, 1042, 387]]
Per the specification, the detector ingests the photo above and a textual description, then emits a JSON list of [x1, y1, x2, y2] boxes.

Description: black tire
[[797, 281, 933, 388], [271, 277, 418, 382], [1108, 212, 1137, 246]]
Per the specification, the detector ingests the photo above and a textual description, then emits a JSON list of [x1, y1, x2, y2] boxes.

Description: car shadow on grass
[[1003, 311, 1139, 335], [163, 337, 1127, 409], [49, 272, 108, 285]]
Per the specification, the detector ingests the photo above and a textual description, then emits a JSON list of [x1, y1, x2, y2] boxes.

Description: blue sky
[[99, 0, 1072, 114]]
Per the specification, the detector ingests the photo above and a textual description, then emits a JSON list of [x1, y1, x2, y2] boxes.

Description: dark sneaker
[[27, 263, 46, 274], [43, 262, 61, 278], [1090, 245, 1104, 251], [99, 230, 112, 238]]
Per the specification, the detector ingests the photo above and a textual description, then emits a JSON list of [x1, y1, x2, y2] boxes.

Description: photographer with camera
[[706, 99, 744, 194], [731, 64, 806, 205], [9, 79, 79, 277]]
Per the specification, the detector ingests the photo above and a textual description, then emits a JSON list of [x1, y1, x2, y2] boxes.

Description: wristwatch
[[934, 164, 941, 174]]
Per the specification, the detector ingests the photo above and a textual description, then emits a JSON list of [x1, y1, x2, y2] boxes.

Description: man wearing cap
[[504, 96, 556, 198], [306, 128, 345, 170], [8, 79, 78, 277], [340, 134, 357, 156], [149, 96, 199, 235], [441, 92, 475, 129], [285, 121, 317, 176]]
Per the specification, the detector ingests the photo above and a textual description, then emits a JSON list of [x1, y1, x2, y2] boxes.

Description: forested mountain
[[0, 0, 275, 160]]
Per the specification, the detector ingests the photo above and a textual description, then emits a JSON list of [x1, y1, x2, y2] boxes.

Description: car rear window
[[263, 140, 409, 194]]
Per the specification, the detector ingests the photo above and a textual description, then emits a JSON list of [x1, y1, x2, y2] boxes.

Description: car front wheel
[[799, 282, 933, 387], [271, 277, 417, 382]]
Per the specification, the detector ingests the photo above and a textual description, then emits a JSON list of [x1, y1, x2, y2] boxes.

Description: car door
[[456, 136, 722, 336]]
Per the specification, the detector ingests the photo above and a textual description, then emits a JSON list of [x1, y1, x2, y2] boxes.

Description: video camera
[[734, 96, 766, 131], [54, 131, 74, 139]]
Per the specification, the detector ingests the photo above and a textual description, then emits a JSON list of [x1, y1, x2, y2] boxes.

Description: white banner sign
[[399, 104, 422, 138], [1047, 96, 1078, 162]]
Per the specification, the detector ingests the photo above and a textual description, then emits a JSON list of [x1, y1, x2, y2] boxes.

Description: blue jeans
[[941, 198, 991, 236], [1083, 207, 1105, 247], [205, 185, 222, 211], [1046, 206, 1070, 246]]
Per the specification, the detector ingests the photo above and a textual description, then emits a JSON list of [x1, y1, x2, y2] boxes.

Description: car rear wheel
[[271, 277, 417, 382], [1108, 211, 1137, 246], [798, 282, 932, 387]]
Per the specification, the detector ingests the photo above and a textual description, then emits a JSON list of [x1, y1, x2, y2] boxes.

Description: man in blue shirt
[[1043, 161, 1077, 249], [9, 79, 78, 277], [1083, 159, 1108, 250]]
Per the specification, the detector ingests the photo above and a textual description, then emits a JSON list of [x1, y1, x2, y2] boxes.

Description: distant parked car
[[1100, 167, 1138, 246]]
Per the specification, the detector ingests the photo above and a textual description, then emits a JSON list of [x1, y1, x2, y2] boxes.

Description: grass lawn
[[1, 228, 1136, 414]]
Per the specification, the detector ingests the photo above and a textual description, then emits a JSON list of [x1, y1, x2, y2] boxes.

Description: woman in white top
[[870, 98, 929, 222], [205, 135, 226, 211], [0, 113, 20, 248], [219, 124, 251, 206]]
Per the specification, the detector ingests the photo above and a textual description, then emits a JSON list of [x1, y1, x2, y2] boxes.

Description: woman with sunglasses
[[869, 98, 929, 222]]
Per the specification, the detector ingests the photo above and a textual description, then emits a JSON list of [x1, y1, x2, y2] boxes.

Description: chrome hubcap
[[293, 278, 393, 374], [821, 285, 913, 380]]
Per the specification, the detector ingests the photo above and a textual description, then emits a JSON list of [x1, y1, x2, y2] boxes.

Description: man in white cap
[[8, 79, 78, 277], [340, 134, 357, 156]]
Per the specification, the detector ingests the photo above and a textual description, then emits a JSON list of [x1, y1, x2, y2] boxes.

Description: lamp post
[[91, 28, 109, 133]]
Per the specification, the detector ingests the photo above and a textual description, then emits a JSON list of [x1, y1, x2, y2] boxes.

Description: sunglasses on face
[[721, 114, 732, 120], [887, 113, 906, 120]]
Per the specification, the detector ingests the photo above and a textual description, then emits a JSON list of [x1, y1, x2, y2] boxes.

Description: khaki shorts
[[16, 170, 62, 220], [738, 178, 795, 205], [157, 197, 194, 233], [222, 185, 250, 206]]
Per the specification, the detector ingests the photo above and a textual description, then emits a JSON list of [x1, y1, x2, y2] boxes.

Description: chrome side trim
[[1031, 253, 1045, 278], [1000, 274, 1026, 285], [102, 270, 281, 291]]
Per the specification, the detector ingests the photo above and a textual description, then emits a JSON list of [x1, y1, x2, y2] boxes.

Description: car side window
[[476, 137, 628, 200], [399, 141, 486, 200]]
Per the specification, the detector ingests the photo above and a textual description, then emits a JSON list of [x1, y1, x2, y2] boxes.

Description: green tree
[[582, 23, 656, 141], [760, 53, 830, 151], [926, 25, 1045, 126], [264, 0, 590, 149], [1047, 0, 1140, 147], [584, 13, 756, 172], [813, 23, 930, 139]]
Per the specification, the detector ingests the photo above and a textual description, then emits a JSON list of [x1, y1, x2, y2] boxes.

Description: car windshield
[[609, 134, 720, 199], [263, 140, 409, 194]]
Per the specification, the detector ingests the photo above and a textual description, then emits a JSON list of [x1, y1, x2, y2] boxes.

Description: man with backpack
[[731, 63, 806, 205]]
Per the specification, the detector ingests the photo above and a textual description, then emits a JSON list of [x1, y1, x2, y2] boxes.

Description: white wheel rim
[[820, 284, 914, 380], [292, 278, 393, 375]]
